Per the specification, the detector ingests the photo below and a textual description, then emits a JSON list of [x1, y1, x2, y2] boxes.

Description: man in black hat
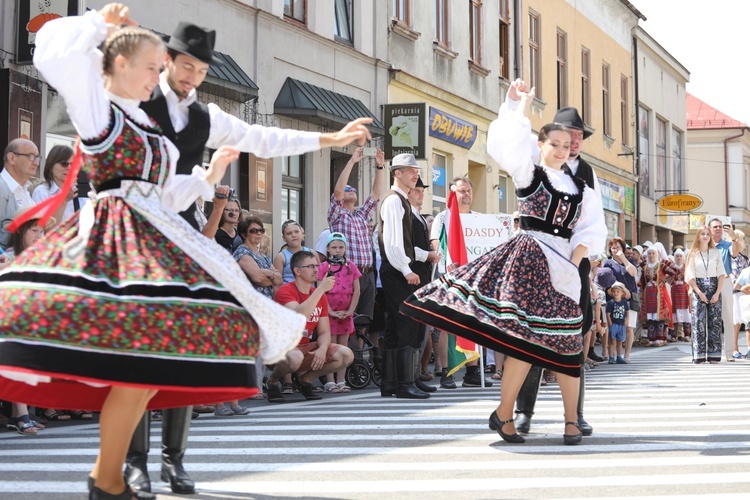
[[378, 154, 440, 399], [128, 21, 372, 497], [502, 79, 601, 439]]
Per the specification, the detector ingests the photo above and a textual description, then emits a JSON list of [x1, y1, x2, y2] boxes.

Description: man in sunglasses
[[1, 138, 73, 249], [328, 147, 386, 331], [269, 250, 354, 402]]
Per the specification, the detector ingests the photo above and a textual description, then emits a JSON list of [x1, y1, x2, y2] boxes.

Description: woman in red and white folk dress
[[669, 249, 691, 342], [640, 243, 676, 347]]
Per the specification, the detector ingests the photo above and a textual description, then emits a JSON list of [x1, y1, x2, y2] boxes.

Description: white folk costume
[[0, 11, 305, 410], [402, 107, 607, 377]]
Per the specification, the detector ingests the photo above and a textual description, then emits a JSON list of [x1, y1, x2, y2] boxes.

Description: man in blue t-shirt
[[708, 218, 740, 361]]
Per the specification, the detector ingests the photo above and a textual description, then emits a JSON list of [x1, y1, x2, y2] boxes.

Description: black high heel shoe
[[89, 485, 137, 499], [489, 411, 525, 443], [563, 421, 582, 445]]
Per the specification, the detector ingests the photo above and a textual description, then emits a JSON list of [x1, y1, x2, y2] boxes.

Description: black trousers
[[380, 262, 420, 350]]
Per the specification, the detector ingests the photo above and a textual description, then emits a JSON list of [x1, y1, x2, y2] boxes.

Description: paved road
[[1, 342, 749, 499]]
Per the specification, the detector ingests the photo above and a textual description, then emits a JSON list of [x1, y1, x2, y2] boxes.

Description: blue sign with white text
[[429, 107, 478, 149]]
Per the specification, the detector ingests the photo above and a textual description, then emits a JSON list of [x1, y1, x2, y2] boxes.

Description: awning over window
[[274, 77, 384, 136], [204, 52, 259, 102]]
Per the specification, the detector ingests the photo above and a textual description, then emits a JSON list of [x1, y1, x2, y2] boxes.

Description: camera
[[328, 255, 345, 266], [229, 188, 235, 199], [362, 147, 377, 157]]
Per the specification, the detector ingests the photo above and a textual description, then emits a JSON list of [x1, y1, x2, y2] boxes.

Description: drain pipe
[[723, 129, 746, 217], [513, 0, 522, 79], [632, 33, 640, 243]]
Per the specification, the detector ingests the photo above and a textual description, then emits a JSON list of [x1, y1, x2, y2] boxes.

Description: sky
[[631, 0, 750, 125]]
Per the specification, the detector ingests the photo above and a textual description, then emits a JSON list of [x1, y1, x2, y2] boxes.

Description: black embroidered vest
[[378, 190, 414, 267], [410, 210, 431, 283], [516, 166, 586, 240]]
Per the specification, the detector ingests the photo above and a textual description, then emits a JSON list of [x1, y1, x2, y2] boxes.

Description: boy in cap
[[607, 282, 630, 364]]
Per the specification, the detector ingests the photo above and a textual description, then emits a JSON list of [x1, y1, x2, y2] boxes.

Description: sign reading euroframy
[[384, 103, 427, 160], [657, 193, 703, 212]]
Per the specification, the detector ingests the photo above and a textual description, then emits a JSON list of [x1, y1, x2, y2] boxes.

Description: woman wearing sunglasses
[[31, 145, 89, 222], [234, 217, 281, 299]]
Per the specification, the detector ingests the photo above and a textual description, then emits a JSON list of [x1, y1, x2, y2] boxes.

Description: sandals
[[281, 382, 295, 394], [323, 382, 338, 393], [484, 364, 496, 374], [231, 405, 251, 415], [7, 415, 38, 435], [67, 410, 93, 420], [214, 405, 235, 417], [491, 371, 503, 380], [335, 382, 351, 393], [193, 404, 216, 413], [43, 409, 71, 421]]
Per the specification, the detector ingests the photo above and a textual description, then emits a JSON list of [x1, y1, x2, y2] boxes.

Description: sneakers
[[608, 356, 615, 364], [231, 405, 251, 415], [462, 370, 493, 387], [615, 356, 627, 364], [440, 373, 457, 389]]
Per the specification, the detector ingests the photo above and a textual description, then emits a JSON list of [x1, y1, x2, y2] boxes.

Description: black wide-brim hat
[[554, 107, 592, 139], [166, 22, 224, 66]]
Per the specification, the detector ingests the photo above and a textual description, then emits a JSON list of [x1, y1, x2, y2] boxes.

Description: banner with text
[[461, 213, 514, 262]]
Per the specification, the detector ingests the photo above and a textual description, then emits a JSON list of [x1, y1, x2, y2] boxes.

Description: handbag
[[629, 292, 641, 312]]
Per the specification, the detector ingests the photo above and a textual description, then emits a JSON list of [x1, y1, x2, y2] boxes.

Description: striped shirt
[[327, 194, 377, 268]]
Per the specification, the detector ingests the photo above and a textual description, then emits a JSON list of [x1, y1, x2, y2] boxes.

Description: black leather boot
[[161, 406, 196, 494], [380, 349, 397, 397], [514, 365, 542, 433], [125, 412, 151, 494], [577, 366, 593, 436], [415, 361, 437, 393], [395, 347, 430, 399]]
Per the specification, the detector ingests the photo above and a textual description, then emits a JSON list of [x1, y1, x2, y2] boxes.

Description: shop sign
[[599, 179, 634, 216], [384, 103, 427, 160], [428, 107, 478, 149], [14, 0, 78, 65], [657, 193, 703, 212]]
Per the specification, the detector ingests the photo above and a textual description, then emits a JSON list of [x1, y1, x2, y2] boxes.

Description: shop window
[[282, 155, 305, 229], [284, 0, 306, 24], [432, 152, 448, 214], [334, 0, 353, 44]]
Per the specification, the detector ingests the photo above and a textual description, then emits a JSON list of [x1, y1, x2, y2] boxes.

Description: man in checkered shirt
[[327, 146, 386, 325]]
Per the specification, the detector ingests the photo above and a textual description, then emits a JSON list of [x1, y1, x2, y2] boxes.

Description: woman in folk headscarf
[[730, 230, 750, 359], [640, 242, 676, 347], [669, 249, 691, 342]]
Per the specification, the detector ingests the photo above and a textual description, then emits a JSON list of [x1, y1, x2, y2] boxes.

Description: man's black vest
[[566, 156, 596, 190], [140, 85, 211, 228], [410, 210, 431, 284]]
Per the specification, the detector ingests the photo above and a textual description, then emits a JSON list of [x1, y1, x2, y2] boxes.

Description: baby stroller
[[345, 314, 382, 389]]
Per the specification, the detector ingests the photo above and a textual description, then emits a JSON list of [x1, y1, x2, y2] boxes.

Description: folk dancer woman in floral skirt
[[402, 80, 607, 445], [0, 4, 370, 498]]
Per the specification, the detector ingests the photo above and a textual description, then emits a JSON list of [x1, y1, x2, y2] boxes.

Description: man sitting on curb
[[268, 250, 354, 402]]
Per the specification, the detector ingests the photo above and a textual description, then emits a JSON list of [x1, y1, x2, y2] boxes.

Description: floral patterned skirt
[[691, 277, 722, 363], [401, 233, 583, 377], [0, 190, 302, 410]]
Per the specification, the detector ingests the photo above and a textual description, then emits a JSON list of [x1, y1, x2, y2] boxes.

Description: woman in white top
[[32, 145, 89, 221], [685, 226, 725, 363]]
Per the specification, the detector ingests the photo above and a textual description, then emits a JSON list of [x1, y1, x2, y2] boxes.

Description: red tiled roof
[[686, 93, 746, 130]]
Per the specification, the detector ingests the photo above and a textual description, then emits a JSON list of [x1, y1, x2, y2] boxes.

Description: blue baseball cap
[[327, 232, 347, 246]]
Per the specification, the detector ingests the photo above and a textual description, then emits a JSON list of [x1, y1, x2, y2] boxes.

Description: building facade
[[1, 0, 389, 253], [634, 26, 690, 251], [519, 0, 644, 245], [686, 93, 750, 236]]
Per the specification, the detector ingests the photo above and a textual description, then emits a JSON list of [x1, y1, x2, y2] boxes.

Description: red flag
[[445, 186, 479, 368], [446, 188, 468, 269], [8, 140, 82, 233]]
